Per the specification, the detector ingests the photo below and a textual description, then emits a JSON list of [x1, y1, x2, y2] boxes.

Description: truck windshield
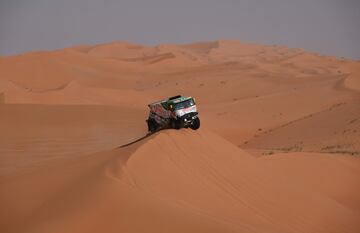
[[174, 99, 195, 110]]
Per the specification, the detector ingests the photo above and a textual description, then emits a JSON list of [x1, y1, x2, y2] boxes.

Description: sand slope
[[1, 129, 359, 233], [1, 40, 360, 232]]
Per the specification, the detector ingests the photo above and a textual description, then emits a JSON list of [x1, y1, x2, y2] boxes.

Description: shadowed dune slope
[[1, 129, 360, 233]]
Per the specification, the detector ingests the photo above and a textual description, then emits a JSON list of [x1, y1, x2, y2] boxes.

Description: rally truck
[[146, 95, 200, 132]]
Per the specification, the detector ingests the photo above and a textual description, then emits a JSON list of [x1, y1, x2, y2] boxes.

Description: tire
[[148, 119, 157, 133], [190, 117, 200, 130], [171, 119, 182, 130]]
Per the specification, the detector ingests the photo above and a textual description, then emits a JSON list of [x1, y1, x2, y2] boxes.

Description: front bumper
[[180, 112, 198, 126]]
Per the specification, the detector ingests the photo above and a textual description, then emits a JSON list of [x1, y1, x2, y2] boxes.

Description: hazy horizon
[[1, 0, 359, 59]]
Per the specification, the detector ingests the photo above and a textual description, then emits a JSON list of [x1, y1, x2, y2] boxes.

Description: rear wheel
[[171, 119, 182, 130], [190, 117, 200, 130], [148, 119, 157, 133]]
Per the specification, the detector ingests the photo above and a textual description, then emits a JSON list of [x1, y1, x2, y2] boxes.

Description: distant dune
[[0, 40, 359, 233]]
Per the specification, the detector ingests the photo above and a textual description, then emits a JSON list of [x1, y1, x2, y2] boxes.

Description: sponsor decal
[[151, 104, 171, 118], [176, 106, 197, 117]]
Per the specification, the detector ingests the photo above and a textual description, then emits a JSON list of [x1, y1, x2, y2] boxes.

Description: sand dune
[[1, 40, 360, 232], [344, 63, 360, 91], [243, 98, 360, 154], [1, 130, 359, 233], [259, 152, 360, 212], [0, 92, 4, 104]]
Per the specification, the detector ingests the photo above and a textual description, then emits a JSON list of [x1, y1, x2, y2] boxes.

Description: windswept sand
[[1, 40, 360, 233]]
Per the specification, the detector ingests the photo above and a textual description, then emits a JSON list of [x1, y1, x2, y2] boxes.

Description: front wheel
[[190, 117, 200, 130]]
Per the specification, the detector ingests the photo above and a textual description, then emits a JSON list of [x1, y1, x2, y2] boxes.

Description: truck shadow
[[117, 132, 154, 148], [117, 127, 175, 148]]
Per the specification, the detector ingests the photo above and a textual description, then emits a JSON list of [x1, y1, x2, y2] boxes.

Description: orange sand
[[1, 40, 360, 233]]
